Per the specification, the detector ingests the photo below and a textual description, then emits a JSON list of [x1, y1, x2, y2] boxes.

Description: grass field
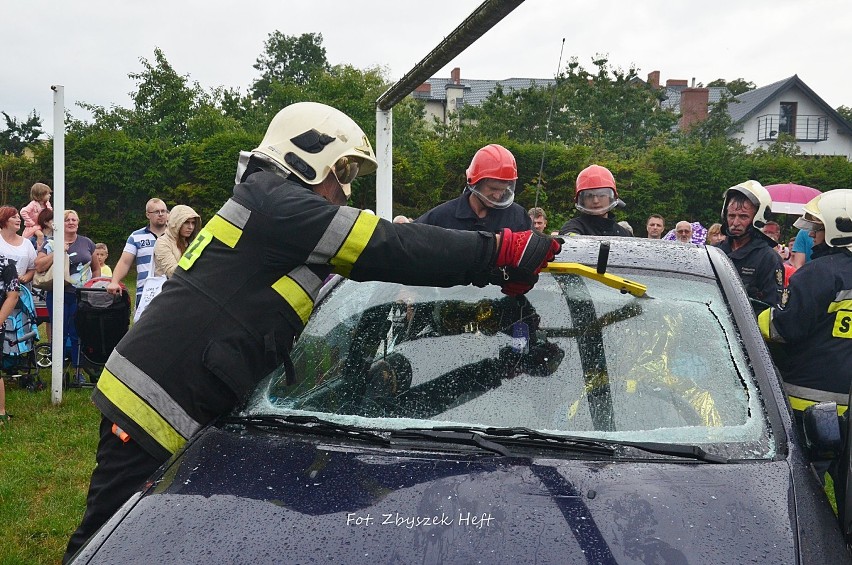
[[0, 375, 100, 564]]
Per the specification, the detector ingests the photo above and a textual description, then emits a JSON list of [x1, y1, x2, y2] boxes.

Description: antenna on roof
[[533, 38, 566, 211]]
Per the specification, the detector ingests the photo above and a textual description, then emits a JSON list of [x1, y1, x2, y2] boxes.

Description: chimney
[[415, 83, 431, 94], [666, 79, 688, 87], [451, 67, 461, 84], [680, 88, 710, 131], [647, 70, 660, 89]]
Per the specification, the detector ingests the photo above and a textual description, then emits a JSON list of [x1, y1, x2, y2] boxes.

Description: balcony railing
[[756, 114, 829, 142]]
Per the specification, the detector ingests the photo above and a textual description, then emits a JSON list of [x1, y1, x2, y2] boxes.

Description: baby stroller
[[2, 285, 45, 391], [30, 287, 53, 370], [67, 277, 131, 388]]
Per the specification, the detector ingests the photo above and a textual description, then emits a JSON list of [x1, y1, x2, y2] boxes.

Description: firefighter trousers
[[63, 415, 165, 563]]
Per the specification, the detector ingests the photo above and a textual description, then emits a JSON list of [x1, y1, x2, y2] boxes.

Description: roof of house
[[727, 75, 852, 133], [413, 77, 556, 106]]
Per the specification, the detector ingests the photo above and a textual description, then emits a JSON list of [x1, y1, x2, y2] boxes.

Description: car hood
[[80, 426, 800, 564]]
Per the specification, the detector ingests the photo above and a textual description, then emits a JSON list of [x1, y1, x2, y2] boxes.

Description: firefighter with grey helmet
[[64, 102, 561, 562], [717, 180, 785, 308], [559, 164, 632, 237], [416, 144, 530, 232]]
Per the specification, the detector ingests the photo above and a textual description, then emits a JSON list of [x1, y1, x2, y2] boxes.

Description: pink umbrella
[[765, 183, 821, 215]]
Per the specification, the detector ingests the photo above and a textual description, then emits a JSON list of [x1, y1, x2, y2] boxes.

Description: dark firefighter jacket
[[415, 191, 531, 233], [759, 246, 852, 413], [559, 214, 632, 237], [718, 233, 785, 307], [92, 172, 500, 461]]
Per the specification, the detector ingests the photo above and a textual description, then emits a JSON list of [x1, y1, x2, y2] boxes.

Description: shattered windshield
[[245, 271, 773, 459]]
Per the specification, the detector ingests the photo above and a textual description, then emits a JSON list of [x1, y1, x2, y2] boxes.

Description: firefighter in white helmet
[[758, 189, 852, 492], [717, 180, 785, 308], [759, 189, 852, 416], [65, 102, 560, 562]]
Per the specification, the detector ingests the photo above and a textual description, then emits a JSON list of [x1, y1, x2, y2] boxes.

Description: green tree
[[251, 32, 329, 102], [459, 82, 554, 143], [0, 111, 43, 156], [837, 105, 852, 124], [456, 57, 677, 154], [707, 78, 756, 96], [684, 94, 743, 143], [127, 47, 200, 143]]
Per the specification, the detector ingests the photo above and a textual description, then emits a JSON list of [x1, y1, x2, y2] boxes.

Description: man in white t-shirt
[[107, 199, 168, 306]]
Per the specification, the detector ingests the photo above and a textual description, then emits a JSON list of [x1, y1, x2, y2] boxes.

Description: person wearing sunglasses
[[65, 102, 561, 562]]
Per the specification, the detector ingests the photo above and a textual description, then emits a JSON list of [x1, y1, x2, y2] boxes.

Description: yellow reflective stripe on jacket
[[178, 214, 244, 271], [179, 228, 213, 270], [757, 308, 772, 340], [206, 215, 242, 248], [97, 369, 187, 454], [789, 395, 848, 416], [827, 299, 852, 314], [272, 276, 313, 324], [330, 212, 380, 278]]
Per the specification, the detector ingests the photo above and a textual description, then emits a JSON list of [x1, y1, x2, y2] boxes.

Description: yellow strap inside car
[[543, 262, 648, 297]]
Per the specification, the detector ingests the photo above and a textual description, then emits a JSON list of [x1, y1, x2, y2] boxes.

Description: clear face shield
[[793, 213, 823, 234], [576, 187, 617, 215], [468, 178, 516, 209]]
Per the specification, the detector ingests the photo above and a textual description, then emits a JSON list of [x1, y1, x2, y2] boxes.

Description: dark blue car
[[73, 238, 850, 564]]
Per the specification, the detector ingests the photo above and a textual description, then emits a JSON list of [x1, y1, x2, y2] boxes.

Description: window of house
[[779, 102, 797, 135]]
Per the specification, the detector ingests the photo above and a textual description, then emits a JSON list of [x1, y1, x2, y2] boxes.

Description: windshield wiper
[[390, 428, 515, 457], [221, 414, 390, 446], [425, 426, 727, 463], [396, 426, 616, 457], [611, 440, 728, 463]]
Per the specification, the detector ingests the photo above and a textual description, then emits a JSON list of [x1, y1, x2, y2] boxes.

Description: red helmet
[[466, 144, 518, 209], [466, 144, 518, 185], [575, 164, 617, 196], [575, 164, 618, 215]]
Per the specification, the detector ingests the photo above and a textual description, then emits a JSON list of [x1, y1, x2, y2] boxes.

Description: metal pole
[[374, 0, 525, 214], [51, 85, 66, 404], [375, 108, 392, 220]]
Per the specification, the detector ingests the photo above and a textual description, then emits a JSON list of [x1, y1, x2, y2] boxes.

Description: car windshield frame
[[242, 268, 776, 461]]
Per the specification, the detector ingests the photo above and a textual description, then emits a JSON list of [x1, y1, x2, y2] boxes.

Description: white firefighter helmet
[[793, 189, 852, 248], [721, 180, 773, 236], [251, 102, 377, 197]]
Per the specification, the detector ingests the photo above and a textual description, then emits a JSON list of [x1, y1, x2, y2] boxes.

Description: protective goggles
[[576, 187, 617, 215], [468, 179, 516, 209]]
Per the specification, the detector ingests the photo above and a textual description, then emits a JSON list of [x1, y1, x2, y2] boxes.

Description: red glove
[[496, 229, 560, 270], [494, 229, 561, 296]]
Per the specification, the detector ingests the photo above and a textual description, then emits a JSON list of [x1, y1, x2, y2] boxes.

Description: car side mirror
[[802, 402, 842, 459]]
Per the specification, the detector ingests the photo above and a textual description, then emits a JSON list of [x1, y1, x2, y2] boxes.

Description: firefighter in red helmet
[[559, 164, 632, 237], [416, 144, 531, 232]]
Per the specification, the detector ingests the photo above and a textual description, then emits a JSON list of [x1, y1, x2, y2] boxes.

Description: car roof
[[553, 236, 718, 279]]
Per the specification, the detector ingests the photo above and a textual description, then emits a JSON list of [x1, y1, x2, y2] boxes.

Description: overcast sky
[[3, 0, 850, 129]]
